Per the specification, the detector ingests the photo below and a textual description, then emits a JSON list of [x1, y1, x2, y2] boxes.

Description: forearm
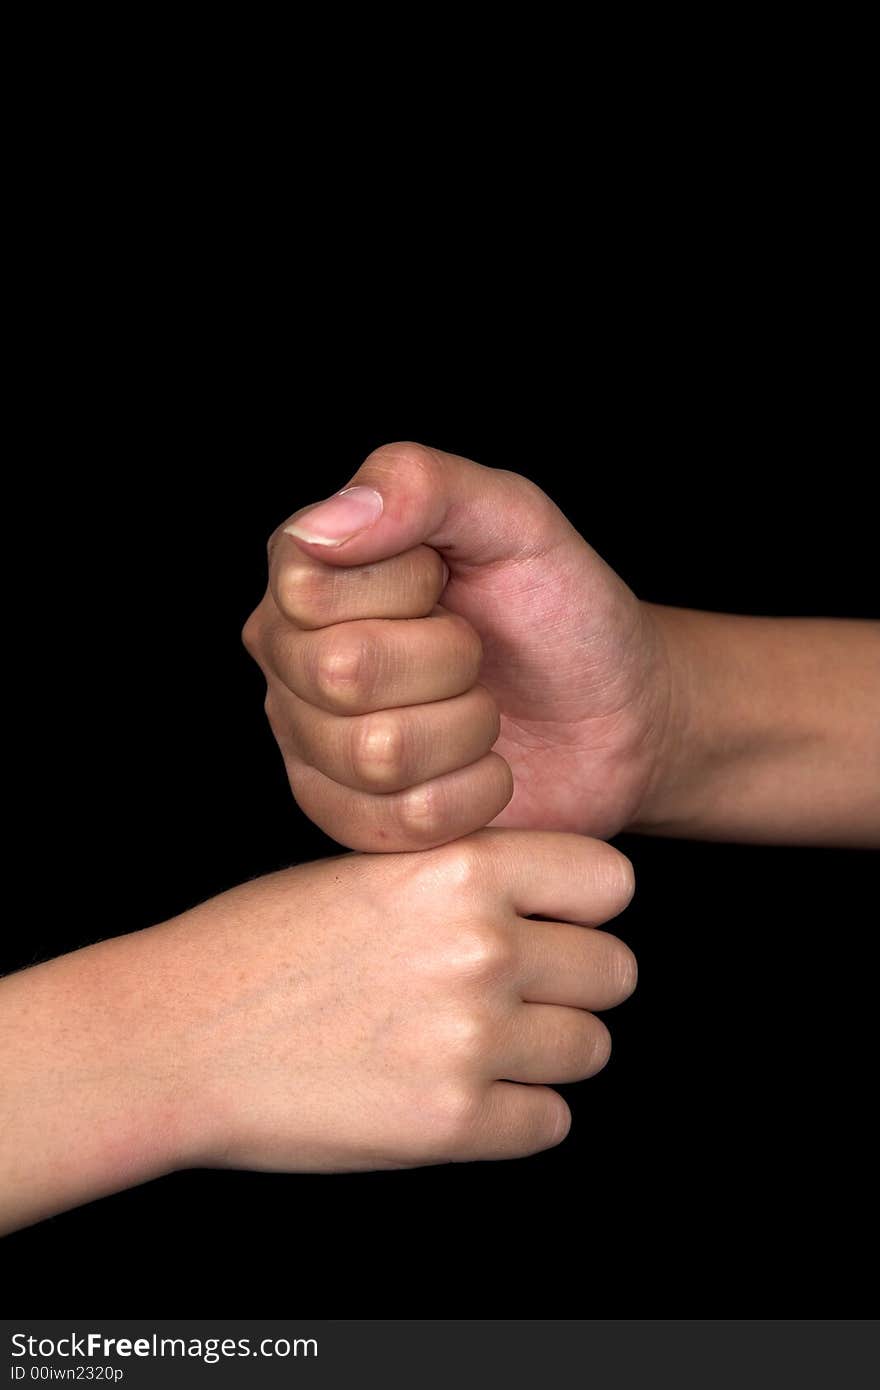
[[0, 926, 198, 1234], [633, 606, 880, 846]]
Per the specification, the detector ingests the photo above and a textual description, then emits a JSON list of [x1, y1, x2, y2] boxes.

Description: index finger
[[269, 530, 447, 629], [474, 829, 636, 927]]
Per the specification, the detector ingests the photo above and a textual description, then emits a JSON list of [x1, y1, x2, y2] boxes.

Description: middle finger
[[265, 609, 482, 716]]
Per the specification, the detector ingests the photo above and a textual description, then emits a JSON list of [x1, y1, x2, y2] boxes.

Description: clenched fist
[[0, 831, 636, 1228], [192, 832, 636, 1174], [244, 441, 670, 852]]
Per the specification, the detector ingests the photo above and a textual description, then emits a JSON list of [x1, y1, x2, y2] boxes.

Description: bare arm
[[0, 925, 196, 1233], [634, 609, 880, 846]]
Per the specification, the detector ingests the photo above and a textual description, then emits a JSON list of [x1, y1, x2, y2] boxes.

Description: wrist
[[625, 602, 694, 834], [94, 918, 220, 1176], [0, 926, 203, 1232]]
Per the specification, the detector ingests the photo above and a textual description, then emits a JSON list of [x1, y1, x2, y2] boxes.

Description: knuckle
[[310, 631, 372, 710], [497, 469, 561, 525], [501, 468, 548, 503], [275, 561, 324, 627], [450, 923, 515, 983], [352, 714, 407, 789], [363, 441, 439, 491], [431, 835, 486, 891], [444, 1009, 495, 1066], [424, 1084, 482, 1158], [241, 608, 263, 658], [396, 780, 444, 841]]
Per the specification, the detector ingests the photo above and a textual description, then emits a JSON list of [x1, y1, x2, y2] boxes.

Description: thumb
[[283, 441, 578, 570]]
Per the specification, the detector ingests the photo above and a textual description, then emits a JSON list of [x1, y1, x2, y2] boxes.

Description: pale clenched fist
[[173, 830, 637, 1172], [0, 828, 636, 1230]]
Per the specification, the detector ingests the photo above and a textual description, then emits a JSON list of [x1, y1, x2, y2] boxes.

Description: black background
[[3, 218, 877, 1315]]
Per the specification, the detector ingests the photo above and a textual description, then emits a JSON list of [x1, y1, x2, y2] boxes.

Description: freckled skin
[[0, 830, 637, 1231]]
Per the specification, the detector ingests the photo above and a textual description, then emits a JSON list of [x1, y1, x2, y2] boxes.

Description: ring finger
[[268, 681, 501, 794], [514, 920, 637, 1011], [499, 1004, 612, 1084]]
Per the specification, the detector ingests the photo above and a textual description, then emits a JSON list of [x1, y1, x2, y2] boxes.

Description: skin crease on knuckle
[[283, 756, 511, 854], [274, 545, 446, 630], [313, 631, 371, 711], [385, 758, 512, 851], [346, 853, 511, 1164], [447, 923, 516, 988], [323, 685, 501, 797], [392, 865, 581, 1159], [440, 1007, 499, 1073], [351, 713, 408, 790], [427, 835, 489, 893], [394, 779, 459, 849], [275, 559, 327, 627]]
